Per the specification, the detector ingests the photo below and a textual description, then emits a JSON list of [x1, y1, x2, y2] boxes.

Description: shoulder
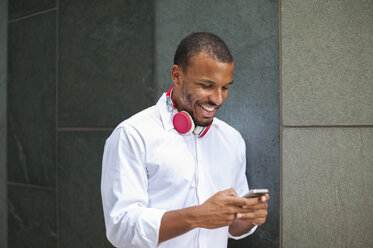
[[213, 117, 243, 139], [118, 105, 159, 128], [211, 117, 245, 148], [108, 105, 162, 141]]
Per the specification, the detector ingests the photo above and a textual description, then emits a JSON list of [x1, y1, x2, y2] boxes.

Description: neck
[[171, 86, 183, 112]]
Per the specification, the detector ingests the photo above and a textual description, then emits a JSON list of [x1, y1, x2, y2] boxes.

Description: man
[[101, 32, 269, 248]]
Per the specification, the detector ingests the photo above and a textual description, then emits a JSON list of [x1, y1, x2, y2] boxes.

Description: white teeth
[[202, 105, 214, 112]]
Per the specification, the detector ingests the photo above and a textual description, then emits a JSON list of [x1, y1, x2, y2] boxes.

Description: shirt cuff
[[228, 224, 258, 240], [134, 208, 167, 247]]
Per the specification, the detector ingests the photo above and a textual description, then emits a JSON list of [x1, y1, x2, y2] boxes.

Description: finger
[[236, 209, 267, 220], [229, 194, 268, 209], [260, 194, 270, 202], [242, 198, 268, 209], [251, 217, 266, 226], [251, 202, 268, 210], [222, 188, 238, 197], [246, 193, 270, 203], [236, 212, 255, 219], [230, 196, 248, 208], [246, 196, 264, 205]]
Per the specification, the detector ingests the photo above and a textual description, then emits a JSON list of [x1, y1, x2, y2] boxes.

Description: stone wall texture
[[281, 0, 373, 247]]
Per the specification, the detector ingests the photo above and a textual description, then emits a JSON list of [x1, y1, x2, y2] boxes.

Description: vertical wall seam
[[55, 0, 59, 247], [5, 0, 9, 246], [278, 0, 282, 247], [153, 0, 158, 103]]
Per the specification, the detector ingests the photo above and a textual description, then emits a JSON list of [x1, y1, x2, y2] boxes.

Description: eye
[[200, 83, 212, 88]]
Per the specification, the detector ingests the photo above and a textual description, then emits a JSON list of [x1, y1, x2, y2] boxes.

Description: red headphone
[[166, 85, 211, 138]]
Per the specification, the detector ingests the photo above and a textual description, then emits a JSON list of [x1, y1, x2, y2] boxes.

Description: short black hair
[[173, 32, 233, 71]]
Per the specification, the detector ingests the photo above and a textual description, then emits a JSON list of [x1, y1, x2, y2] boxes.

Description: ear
[[171, 65, 183, 87]]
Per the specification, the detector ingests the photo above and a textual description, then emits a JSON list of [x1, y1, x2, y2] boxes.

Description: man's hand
[[158, 189, 269, 243], [229, 193, 269, 236], [236, 193, 269, 225], [196, 188, 253, 229]]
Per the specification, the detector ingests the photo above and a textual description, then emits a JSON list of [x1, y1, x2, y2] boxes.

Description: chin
[[194, 118, 213, 127], [189, 109, 214, 127]]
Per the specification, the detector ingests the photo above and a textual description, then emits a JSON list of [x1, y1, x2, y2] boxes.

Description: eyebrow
[[199, 79, 234, 86]]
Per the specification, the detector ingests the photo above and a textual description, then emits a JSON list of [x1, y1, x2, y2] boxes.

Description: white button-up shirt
[[101, 93, 256, 248]]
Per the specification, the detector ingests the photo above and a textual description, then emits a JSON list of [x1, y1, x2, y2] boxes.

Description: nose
[[210, 88, 225, 106]]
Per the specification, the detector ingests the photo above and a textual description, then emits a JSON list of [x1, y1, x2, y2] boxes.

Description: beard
[[190, 112, 213, 127], [183, 93, 218, 127]]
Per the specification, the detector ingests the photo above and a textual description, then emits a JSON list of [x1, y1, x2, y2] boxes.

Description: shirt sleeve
[[101, 126, 166, 248], [228, 136, 258, 239]]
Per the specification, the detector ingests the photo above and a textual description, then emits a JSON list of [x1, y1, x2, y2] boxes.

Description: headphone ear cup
[[173, 111, 195, 135]]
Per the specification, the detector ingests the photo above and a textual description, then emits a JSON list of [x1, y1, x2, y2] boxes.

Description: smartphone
[[241, 189, 269, 198]]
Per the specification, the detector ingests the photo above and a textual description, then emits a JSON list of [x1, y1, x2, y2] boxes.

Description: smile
[[201, 104, 215, 112]]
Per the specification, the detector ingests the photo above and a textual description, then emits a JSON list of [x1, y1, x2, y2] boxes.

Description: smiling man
[[171, 52, 232, 127], [101, 32, 269, 248]]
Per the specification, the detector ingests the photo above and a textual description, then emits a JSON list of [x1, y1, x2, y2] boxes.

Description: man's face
[[172, 52, 234, 127]]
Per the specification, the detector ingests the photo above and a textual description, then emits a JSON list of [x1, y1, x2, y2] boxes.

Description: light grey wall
[[156, 1, 280, 247], [281, 0, 373, 247], [282, 128, 373, 247], [282, 0, 373, 125], [0, 0, 8, 247]]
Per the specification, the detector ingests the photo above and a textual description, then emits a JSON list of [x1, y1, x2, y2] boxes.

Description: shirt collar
[[156, 93, 175, 132]]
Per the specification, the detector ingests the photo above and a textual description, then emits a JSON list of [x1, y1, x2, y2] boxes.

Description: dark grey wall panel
[[58, 131, 113, 248], [0, 0, 8, 244], [59, 0, 154, 127], [7, 12, 56, 187], [0, 131, 7, 248], [7, 184, 56, 248], [156, 1, 279, 247], [9, 0, 55, 19], [0, 0, 7, 127]]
